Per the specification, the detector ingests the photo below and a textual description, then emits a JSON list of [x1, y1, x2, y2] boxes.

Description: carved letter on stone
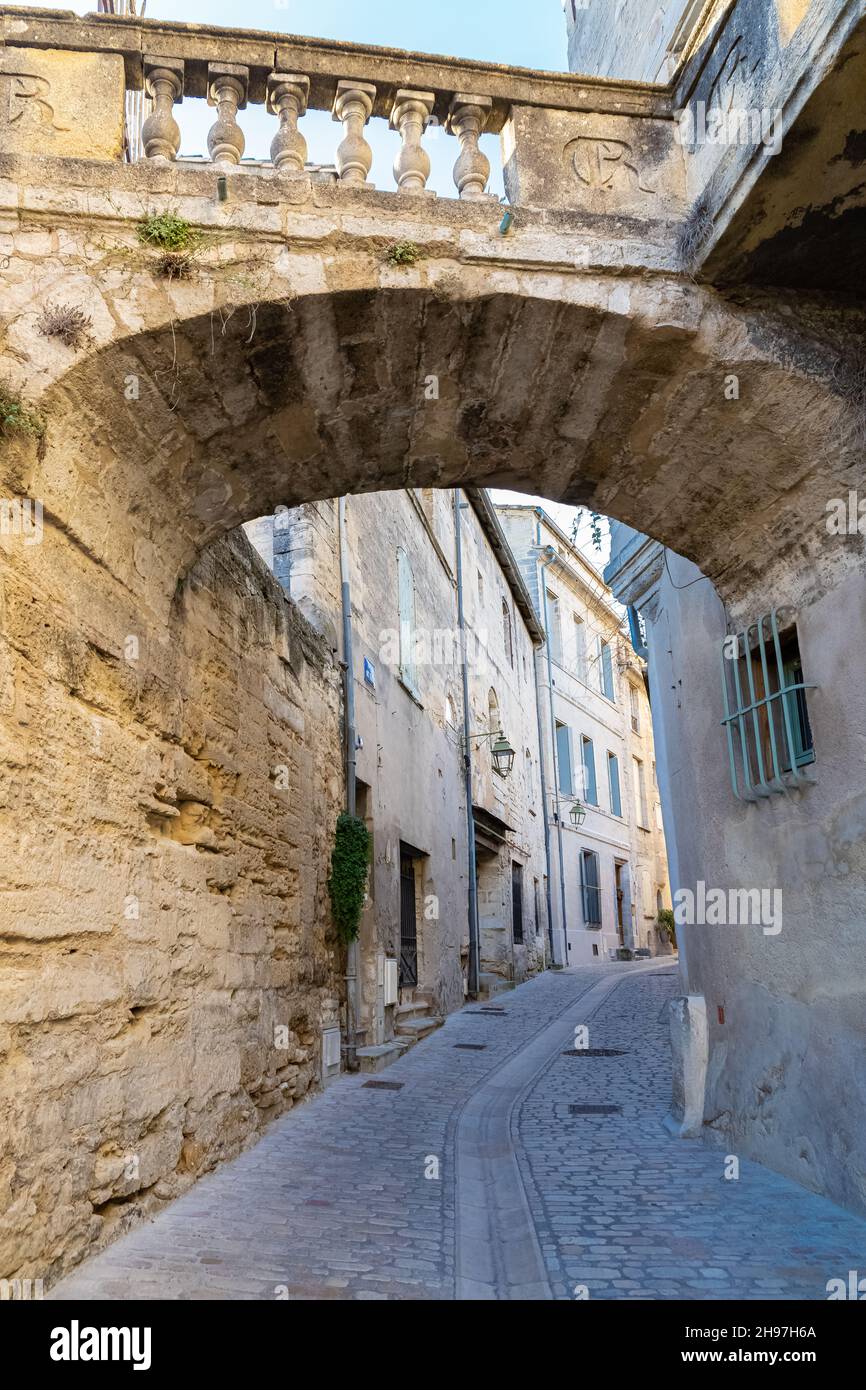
[[567, 137, 655, 194], [207, 63, 248, 166], [267, 73, 310, 174], [3, 72, 70, 131], [332, 81, 377, 186]]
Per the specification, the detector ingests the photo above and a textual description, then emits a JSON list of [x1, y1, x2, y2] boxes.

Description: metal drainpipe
[[454, 490, 481, 998], [532, 636, 556, 966], [338, 496, 360, 1069], [538, 540, 569, 966]]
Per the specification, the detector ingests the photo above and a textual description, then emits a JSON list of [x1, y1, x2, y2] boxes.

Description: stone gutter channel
[[453, 962, 665, 1300]]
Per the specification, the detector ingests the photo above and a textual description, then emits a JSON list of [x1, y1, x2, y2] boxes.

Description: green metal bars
[[721, 610, 816, 801]]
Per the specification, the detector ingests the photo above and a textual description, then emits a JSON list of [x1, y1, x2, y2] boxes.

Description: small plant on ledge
[[37, 302, 93, 351], [385, 240, 422, 267], [138, 212, 203, 279], [0, 381, 45, 440], [327, 812, 371, 944]]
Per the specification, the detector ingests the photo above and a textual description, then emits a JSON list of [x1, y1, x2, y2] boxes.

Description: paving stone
[[48, 964, 866, 1302]]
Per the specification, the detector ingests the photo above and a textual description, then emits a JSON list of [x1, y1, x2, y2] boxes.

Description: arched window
[[502, 600, 514, 667], [397, 547, 417, 694], [488, 688, 500, 736], [525, 749, 534, 798], [445, 692, 458, 728]]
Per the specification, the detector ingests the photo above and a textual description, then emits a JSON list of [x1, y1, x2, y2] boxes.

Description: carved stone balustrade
[[0, 7, 690, 227]]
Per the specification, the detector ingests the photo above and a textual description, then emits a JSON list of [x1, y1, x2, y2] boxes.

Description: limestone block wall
[[0, 529, 343, 1286]]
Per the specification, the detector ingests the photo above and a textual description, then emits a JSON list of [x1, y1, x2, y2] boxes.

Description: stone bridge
[[0, 3, 864, 1281]]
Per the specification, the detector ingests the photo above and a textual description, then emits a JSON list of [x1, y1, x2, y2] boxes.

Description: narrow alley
[[49, 965, 866, 1303]]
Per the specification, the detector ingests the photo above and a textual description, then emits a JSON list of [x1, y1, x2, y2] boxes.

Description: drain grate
[[466, 1010, 506, 1016], [362, 1080, 403, 1091], [454, 1043, 487, 1050], [561, 1048, 628, 1057], [568, 1103, 621, 1116]]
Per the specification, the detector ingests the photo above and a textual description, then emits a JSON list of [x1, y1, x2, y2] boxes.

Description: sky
[[22, 0, 608, 562]]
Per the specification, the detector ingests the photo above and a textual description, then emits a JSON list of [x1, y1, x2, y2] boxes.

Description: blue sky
[[23, 0, 607, 557]]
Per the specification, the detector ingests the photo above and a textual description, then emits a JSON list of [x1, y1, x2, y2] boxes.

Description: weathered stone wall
[[0, 528, 342, 1285]]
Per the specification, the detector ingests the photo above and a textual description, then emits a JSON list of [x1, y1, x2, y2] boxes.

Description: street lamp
[[569, 800, 587, 827], [464, 728, 516, 779], [491, 733, 516, 778]]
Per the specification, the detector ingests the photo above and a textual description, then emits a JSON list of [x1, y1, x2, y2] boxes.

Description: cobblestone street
[[51, 964, 866, 1302]]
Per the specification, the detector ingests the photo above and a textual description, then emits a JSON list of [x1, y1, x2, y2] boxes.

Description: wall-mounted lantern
[[569, 800, 587, 827]]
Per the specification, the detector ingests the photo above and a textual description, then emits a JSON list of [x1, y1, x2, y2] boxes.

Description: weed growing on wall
[[0, 381, 45, 439]]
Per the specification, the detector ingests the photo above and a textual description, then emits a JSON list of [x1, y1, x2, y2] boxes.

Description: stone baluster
[[267, 73, 310, 174], [447, 94, 493, 199], [332, 81, 377, 186], [390, 90, 436, 194], [141, 59, 183, 162], [207, 63, 249, 166]]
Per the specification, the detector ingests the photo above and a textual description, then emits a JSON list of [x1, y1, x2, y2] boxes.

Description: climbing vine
[[327, 813, 371, 944]]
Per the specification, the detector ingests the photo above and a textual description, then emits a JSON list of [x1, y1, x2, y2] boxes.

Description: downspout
[[538, 537, 569, 965], [338, 496, 360, 1069], [532, 636, 556, 966], [454, 490, 481, 998]]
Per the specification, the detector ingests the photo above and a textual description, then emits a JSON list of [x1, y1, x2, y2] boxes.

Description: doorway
[[399, 848, 419, 988]]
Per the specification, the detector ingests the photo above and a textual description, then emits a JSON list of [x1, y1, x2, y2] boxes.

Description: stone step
[[356, 1042, 408, 1074], [395, 999, 433, 1021], [395, 1015, 442, 1040]]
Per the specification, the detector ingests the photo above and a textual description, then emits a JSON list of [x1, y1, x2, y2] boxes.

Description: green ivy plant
[[327, 813, 371, 944]]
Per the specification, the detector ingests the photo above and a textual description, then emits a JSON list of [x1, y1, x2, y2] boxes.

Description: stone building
[[246, 487, 548, 1066], [497, 505, 671, 966]]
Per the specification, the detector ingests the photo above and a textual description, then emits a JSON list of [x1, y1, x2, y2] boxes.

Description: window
[[633, 756, 649, 828], [525, 749, 534, 799], [445, 693, 458, 728], [555, 721, 573, 796], [502, 600, 514, 668], [477, 569, 484, 604], [599, 639, 615, 701], [580, 849, 602, 927], [397, 547, 417, 695], [511, 862, 524, 944], [720, 611, 815, 800], [607, 752, 622, 817], [573, 615, 587, 682], [546, 590, 562, 665], [581, 735, 598, 806], [488, 688, 500, 737], [629, 684, 641, 734]]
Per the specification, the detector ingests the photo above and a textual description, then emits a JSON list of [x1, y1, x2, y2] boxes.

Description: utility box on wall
[[322, 1027, 341, 1082], [383, 958, 399, 1007]]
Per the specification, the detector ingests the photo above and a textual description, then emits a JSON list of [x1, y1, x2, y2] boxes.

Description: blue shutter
[[556, 724, 573, 795], [582, 736, 598, 805], [601, 641, 615, 701], [608, 753, 622, 816]]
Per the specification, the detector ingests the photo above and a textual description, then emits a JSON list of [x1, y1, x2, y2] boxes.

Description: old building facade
[[498, 506, 671, 966], [247, 488, 549, 1064]]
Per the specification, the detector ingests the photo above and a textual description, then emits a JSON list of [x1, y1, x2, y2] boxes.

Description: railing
[[142, 60, 496, 201], [0, 8, 673, 212]]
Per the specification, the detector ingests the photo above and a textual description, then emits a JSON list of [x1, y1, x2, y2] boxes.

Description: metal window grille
[[720, 611, 816, 801]]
